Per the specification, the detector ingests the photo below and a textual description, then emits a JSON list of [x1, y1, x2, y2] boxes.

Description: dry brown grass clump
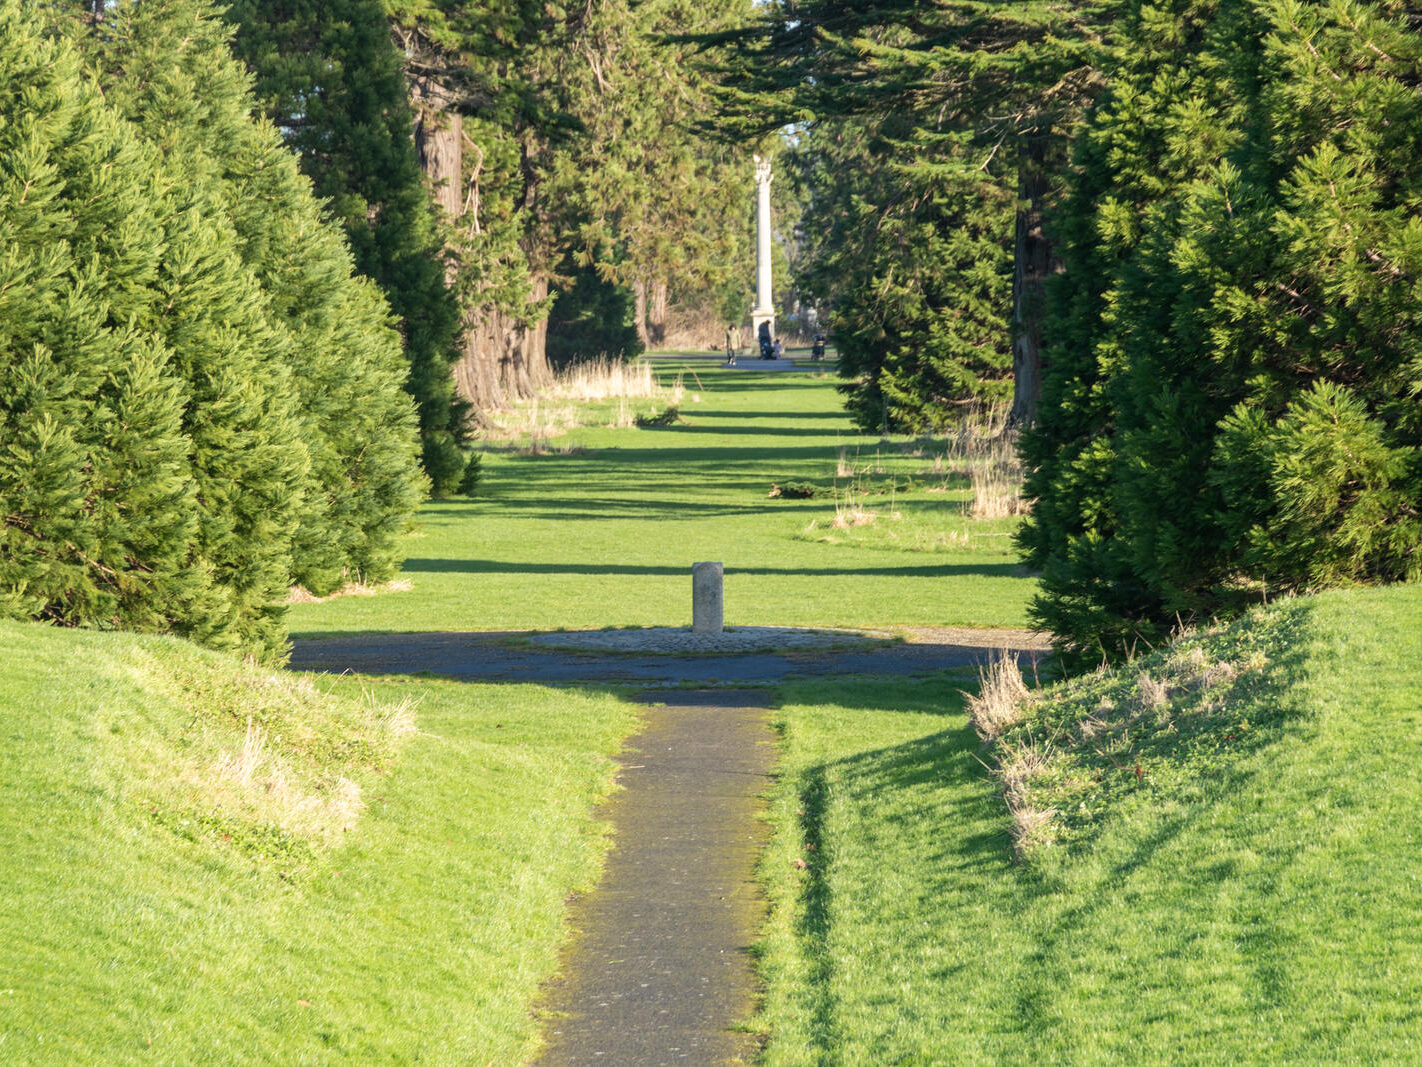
[[545, 358, 663, 402], [832, 488, 878, 528], [996, 733, 1056, 858], [966, 651, 1033, 741], [114, 648, 420, 865], [287, 578, 413, 604], [482, 359, 684, 441], [967, 435, 1031, 519]]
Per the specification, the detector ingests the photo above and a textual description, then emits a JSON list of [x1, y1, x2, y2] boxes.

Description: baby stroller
[[811, 333, 827, 360], [758, 321, 775, 360]]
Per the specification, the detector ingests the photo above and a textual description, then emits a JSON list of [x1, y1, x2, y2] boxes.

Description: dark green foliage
[[697, 0, 1116, 422], [0, 3, 207, 638], [545, 0, 754, 350], [225, 0, 469, 495], [0, 0, 423, 660], [1020, 0, 1422, 666], [800, 124, 1014, 434], [75, 0, 425, 604], [456, 452, 482, 497], [768, 482, 817, 499], [634, 406, 682, 428], [545, 259, 644, 369]]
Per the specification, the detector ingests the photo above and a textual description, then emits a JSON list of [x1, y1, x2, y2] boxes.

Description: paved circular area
[[290, 626, 1051, 686], [525, 625, 887, 653]]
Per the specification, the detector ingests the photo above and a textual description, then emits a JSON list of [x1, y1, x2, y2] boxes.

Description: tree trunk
[[411, 77, 462, 225], [632, 279, 651, 350], [1010, 137, 1056, 426], [410, 76, 551, 415], [649, 279, 669, 346], [452, 278, 553, 414]]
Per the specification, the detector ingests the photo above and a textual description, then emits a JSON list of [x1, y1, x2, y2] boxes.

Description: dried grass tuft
[[968, 435, 1031, 519], [481, 359, 679, 440], [831, 505, 878, 528], [544, 358, 663, 402], [966, 651, 1033, 741], [1137, 672, 1172, 711], [287, 579, 413, 605], [997, 735, 1056, 859], [135, 657, 425, 857], [832, 487, 878, 527], [216, 718, 267, 787]]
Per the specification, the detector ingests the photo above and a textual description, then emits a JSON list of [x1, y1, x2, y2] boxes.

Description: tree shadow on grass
[[780, 716, 1013, 1058], [398, 558, 1030, 579]]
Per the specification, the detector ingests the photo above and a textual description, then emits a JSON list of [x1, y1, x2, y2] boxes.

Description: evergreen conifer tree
[[792, 119, 1014, 433], [0, 1, 206, 636], [226, 0, 471, 495], [697, 0, 1115, 422], [70, 0, 425, 610], [1020, 0, 1422, 664]]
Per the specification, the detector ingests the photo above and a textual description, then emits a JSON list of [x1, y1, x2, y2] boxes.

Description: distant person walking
[[772, 338, 784, 360], [758, 320, 773, 360], [725, 324, 740, 365]]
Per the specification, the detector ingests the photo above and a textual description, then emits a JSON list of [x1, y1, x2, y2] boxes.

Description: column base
[[751, 310, 775, 342]]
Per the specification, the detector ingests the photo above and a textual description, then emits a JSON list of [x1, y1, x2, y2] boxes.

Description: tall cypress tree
[[0, 1, 206, 637], [1020, 0, 1422, 665], [73, 0, 426, 611], [546, 0, 753, 352], [696, 0, 1115, 422], [225, 0, 471, 495], [791, 117, 1014, 434]]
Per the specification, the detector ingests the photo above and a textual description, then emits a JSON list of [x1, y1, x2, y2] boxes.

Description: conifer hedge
[[0, 0, 424, 662], [1019, 0, 1422, 666]]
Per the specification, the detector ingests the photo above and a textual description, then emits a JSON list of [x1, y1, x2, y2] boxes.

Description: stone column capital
[[753, 154, 773, 187]]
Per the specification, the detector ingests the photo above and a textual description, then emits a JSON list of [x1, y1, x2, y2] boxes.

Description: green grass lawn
[[2, 360, 1038, 1062], [0, 620, 637, 1063], [289, 361, 1036, 638], [16, 358, 1412, 1063], [754, 584, 1422, 1063]]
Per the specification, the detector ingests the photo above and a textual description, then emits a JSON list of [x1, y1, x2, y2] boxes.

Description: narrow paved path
[[535, 691, 774, 1066]]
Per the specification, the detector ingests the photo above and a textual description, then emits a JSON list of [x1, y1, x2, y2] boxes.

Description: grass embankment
[[0, 620, 636, 1062], [756, 584, 1422, 1062], [289, 359, 1035, 638]]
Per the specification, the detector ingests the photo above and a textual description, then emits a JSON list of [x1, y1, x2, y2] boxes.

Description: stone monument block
[[692, 562, 724, 634]]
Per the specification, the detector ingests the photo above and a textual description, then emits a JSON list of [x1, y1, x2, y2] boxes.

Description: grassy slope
[[755, 584, 1422, 1063], [0, 620, 636, 1063], [288, 362, 1036, 637]]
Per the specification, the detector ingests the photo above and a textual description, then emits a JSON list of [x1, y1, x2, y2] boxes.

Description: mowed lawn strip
[[0, 620, 637, 1063], [755, 584, 1422, 1063], [288, 362, 1036, 638]]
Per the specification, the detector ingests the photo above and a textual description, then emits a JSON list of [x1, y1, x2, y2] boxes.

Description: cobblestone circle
[[525, 625, 888, 653]]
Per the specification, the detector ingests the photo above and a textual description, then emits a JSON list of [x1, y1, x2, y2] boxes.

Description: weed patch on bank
[[0, 620, 639, 1061], [978, 600, 1310, 860]]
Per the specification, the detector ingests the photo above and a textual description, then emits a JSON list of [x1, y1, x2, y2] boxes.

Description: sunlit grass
[[288, 360, 1039, 638], [754, 584, 1422, 1062], [0, 620, 638, 1062]]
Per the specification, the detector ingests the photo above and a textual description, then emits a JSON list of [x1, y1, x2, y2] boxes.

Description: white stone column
[[751, 155, 774, 342]]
